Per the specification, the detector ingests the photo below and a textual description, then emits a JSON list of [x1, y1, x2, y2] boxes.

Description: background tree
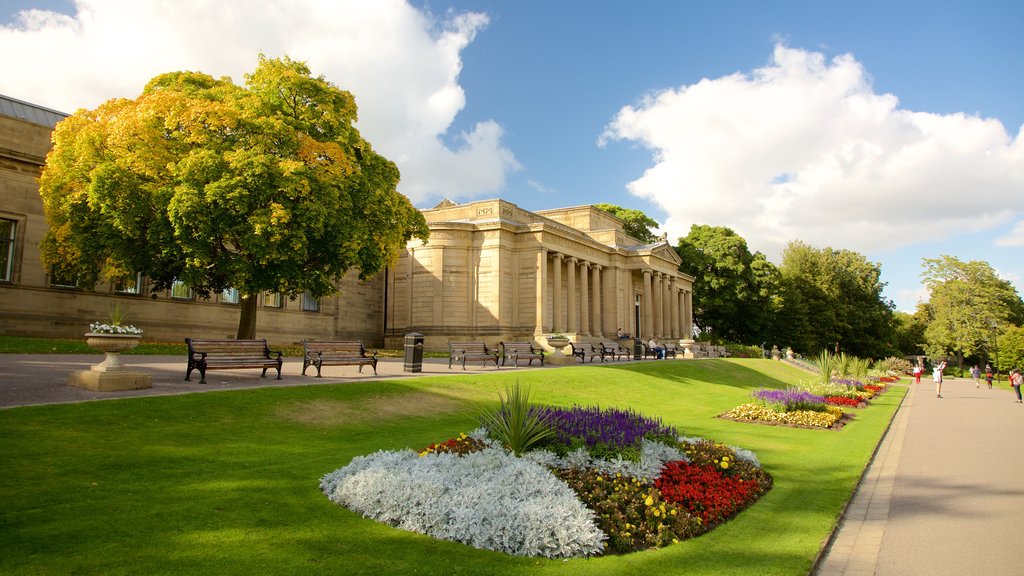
[[995, 325, 1024, 374], [777, 241, 895, 358], [594, 203, 659, 243], [892, 309, 928, 357], [920, 255, 1024, 370], [675, 225, 777, 344], [39, 55, 428, 339]]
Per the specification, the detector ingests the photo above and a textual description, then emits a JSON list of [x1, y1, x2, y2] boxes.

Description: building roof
[[0, 94, 68, 128]]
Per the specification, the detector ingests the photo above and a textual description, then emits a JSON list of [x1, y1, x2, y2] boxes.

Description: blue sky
[[2, 0, 1022, 314]]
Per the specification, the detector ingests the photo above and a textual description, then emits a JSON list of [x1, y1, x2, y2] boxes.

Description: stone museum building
[[1, 94, 693, 351]]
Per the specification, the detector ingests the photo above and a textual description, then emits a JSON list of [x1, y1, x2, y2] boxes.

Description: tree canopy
[[39, 54, 429, 338], [594, 204, 659, 243], [920, 255, 1024, 362], [776, 241, 895, 358], [674, 224, 776, 344]]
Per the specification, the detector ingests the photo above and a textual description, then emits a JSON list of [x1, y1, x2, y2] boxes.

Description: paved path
[[0, 353, 555, 409], [815, 376, 1024, 576], [5, 355, 1023, 575]]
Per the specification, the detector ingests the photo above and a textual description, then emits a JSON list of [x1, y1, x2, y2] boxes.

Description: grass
[[0, 359, 906, 575]]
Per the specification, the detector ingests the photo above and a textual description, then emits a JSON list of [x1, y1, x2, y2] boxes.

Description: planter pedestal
[[69, 333, 152, 392], [545, 338, 574, 365]]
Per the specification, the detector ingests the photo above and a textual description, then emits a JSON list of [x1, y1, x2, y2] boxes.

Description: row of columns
[[547, 252, 691, 339]]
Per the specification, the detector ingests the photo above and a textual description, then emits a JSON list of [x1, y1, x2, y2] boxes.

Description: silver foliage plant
[[320, 447, 606, 558], [522, 438, 689, 481]]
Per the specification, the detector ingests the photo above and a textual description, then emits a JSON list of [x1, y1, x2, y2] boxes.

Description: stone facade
[[1, 96, 694, 350], [384, 199, 694, 351], [0, 95, 384, 346]]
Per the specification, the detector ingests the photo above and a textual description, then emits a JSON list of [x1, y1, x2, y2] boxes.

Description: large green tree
[[920, 256, 1024, 367], [675, 225, 777, 344], [39, 55, 428, 338], [777, 241, 896, 358], [594, 203, 659, 243]]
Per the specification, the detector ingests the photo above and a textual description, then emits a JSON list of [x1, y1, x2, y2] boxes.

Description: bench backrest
[[304, 340, 367, 356], [186, 338, 270, 358], [501, 341, 537, 354], [449, 341, 491, 354], [602, 342, 626, 352]]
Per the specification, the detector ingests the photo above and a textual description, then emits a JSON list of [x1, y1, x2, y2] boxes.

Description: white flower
[[89, 322, 143, 335]]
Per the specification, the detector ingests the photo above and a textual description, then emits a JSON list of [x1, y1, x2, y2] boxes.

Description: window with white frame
[[221, 287, 239, 304], [301, 291, 320, 312], [170, 279, 193, 300], [0, 219, 14, 282], [264, 292, 283, 308], [115, 272, 144, 295]]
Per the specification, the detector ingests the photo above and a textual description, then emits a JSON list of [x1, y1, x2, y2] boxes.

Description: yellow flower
[[644, 495, 654, 506], [721, 461, 730, 469], [653, 509, 661, 517]]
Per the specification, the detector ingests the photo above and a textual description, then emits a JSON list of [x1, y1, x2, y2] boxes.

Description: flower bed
[[321, 405, 772, 558], [721, 403, 845, 428]]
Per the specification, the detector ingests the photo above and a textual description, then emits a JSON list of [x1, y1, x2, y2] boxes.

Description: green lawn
[[0, 359, 906, 575]]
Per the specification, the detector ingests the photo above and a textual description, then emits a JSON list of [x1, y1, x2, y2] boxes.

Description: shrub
[[321, 448, 606, 558], [479, 382, 554, 456], [555, 467, 701, 554]]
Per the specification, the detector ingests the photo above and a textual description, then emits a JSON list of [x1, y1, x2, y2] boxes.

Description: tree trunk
[[237, 295, 258, 339]]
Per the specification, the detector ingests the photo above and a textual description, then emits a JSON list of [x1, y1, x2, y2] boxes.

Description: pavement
[[813, 376, 1024, 576], [3, 355, 1023, 574]]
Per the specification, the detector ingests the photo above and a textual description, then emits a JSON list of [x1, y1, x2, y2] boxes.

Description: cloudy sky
[[2, 0, 1022, 313]]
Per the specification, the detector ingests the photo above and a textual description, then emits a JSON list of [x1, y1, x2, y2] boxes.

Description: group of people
[[913, 361, 1023, 402]]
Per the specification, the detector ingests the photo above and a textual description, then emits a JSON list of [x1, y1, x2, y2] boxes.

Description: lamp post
[[990, 320, 1000, 383]]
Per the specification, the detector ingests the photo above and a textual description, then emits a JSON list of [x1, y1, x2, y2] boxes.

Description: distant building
[[1, 94, 693, 350]]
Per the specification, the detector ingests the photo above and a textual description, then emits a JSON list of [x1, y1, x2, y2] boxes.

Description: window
[[301, 291, 320, 312], [221, 287, 240, 304], [264, 292, 283, 308], [0, 219, 14, 282], [49, 264, 79, 288], [115, 272, 144, 295], [170, 279, 193, 300]]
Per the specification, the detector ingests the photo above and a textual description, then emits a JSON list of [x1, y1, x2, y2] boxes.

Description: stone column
[[684, 289, 693, 339], [579, 261, 590, 336], [670, 280, 680, 339], [663, 275, 672, 339], [567, 257, 578, 334], [535, 248, 548, 334], [642, 270, 653, 338], [552, 253, 563, 332], [592, 265, 603, 337], [653, 273, 664, 337]]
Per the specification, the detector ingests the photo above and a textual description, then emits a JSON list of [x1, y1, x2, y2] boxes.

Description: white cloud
[[600, 44, 1024, 260], [0, 0, 517, 204], [995, 219, 1024, 246]]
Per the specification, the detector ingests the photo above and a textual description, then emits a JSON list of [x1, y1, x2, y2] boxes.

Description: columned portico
[[670, 280, 680, 339], [592, 265, 603, 337]]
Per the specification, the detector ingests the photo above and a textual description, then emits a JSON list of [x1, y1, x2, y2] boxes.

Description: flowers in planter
[[88, 303, 143, 335], [320, 391, 772, 558]]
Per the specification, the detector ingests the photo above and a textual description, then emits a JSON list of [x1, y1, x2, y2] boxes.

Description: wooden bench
[[500, 341, 545, 367], [568, 342, 587, 362], [643, 341, 677, 359], [448, 341, 500, 370], [185, 338, 283, 384], [591, 341, 631, 362], [302, 340, 378, 377]]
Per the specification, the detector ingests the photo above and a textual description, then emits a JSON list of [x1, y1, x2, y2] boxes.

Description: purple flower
[[538, 405, 679, 451], [752, 388, 827, 412]]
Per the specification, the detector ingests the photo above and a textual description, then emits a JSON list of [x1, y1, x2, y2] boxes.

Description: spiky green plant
[[849, 357, 871, 378], [479, 381, 555, 456], [814, 350, 837, 385], [835, 352, 852, 377]]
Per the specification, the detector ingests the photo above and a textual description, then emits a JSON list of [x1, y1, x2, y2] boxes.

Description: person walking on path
[[933, 360, 947, 398], [1011, 368, 1023, 403], [913, 364, 922, 385], [971, 365, 981, 388], [985, 363, 995, 389]]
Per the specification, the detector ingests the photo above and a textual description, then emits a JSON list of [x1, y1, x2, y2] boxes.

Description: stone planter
[[69, 333, 152, 392], [545, 337, 573, 365]]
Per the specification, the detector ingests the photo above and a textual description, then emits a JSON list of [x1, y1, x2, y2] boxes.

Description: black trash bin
[[403, 332, 424, 373], [633, 337, 643, 360]]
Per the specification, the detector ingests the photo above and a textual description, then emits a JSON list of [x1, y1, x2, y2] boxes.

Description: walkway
[[814, 376, 1024, 575]]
